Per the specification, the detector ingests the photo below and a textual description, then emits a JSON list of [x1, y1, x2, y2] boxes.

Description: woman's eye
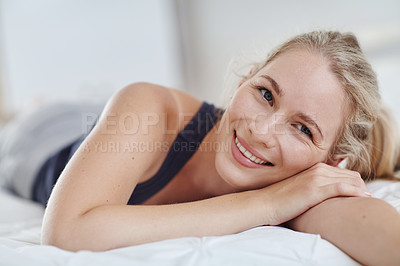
[[296, 124, 313, 139], [260, 88, 273, 105]]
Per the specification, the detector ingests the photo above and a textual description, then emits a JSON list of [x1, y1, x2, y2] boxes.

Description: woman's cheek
[[280, 137, 314, 169]]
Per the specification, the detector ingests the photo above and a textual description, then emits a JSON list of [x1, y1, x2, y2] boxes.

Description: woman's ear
[[326, 157, 345, 167]]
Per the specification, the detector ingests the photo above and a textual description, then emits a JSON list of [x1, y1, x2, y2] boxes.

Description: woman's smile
[[231, 130, 274, 168]]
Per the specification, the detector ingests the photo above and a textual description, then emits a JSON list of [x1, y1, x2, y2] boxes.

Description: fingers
[[310, 162, 361, 178], [325, 175, 366, 189], [305, 163, 370, 198], [311, 163, 366, 185], [320, 182, 371, 199]]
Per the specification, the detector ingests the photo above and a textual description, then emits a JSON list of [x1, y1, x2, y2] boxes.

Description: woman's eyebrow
[[260, 74, 282, 96], [297, 113, 324, 140]]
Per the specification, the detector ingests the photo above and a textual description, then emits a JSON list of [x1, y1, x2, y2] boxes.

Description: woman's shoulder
[[85, 82, 204, 183], [108, 82, 202, 122]]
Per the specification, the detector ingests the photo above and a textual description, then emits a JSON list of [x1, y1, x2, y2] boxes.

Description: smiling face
[[214, 48, 349, 191]]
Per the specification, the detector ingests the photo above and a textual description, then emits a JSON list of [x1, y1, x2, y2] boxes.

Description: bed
[[1, 179, 399, 265]]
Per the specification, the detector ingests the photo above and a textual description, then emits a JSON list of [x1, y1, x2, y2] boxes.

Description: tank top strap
[[128, 102, 223, 204]]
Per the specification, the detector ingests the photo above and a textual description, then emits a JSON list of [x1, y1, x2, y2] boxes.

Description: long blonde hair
[[244, 31, 400, 181]]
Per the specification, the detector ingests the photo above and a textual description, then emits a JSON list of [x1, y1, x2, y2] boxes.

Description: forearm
[[289, 197, 400, 266], [42, 190, 265, 252]]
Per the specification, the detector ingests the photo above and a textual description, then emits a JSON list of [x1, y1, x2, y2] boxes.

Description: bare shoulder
[[107, 82, 178, 116], [91, 82, 203, 180], [105, 82, 202, 127]]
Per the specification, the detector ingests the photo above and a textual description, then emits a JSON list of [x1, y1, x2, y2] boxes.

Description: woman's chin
[[215, 155, 264, 191]]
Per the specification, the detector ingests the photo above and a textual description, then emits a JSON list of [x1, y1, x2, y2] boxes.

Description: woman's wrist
[[245, 189, 275, 226]]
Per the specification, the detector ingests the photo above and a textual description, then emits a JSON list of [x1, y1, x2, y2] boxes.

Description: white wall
[[1, 0, 399, 123], [176, 0, 400, 122], [0, 0, 183, 114]]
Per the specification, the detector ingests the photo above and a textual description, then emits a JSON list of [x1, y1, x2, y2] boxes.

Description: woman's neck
[[182, 119, 235, 199]]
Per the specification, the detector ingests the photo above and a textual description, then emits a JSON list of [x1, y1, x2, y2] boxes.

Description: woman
[[1, 31, 400, 265]]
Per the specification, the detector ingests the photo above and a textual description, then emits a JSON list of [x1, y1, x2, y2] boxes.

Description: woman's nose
[[249, 113, 284, 147]]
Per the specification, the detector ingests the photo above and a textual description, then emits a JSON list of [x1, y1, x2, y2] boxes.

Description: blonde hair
[[242, 31, 400, 181]]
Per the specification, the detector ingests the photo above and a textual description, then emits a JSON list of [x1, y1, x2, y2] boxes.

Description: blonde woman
[[1, 31, 399, 265]]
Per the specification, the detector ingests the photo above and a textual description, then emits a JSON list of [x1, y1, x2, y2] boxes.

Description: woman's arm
[[45, 190, 266, 251], [288, 196, 400, 266], [43, 157, 369, 252]]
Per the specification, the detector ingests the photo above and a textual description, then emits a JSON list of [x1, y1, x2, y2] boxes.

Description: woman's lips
[[231, 131, 274, 168]]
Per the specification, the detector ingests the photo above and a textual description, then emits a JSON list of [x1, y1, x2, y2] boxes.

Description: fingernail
[[364, 191, 372, 197]]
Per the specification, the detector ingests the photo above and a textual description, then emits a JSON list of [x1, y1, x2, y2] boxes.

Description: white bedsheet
[[1, 180, 399, 266]]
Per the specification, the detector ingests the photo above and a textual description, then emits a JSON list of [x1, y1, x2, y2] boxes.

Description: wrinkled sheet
[[1, 180, 399, 266]]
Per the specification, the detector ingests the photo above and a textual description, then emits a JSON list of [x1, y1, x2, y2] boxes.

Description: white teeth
[[244, 150, 252, 158], [235, 137, 270, 165]]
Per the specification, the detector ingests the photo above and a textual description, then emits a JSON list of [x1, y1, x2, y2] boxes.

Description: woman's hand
[[259, 162, 370, 226]]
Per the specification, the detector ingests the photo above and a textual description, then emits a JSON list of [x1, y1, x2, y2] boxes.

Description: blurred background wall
[[0, 0, 183, 117], [0, 0, 399, 123]]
